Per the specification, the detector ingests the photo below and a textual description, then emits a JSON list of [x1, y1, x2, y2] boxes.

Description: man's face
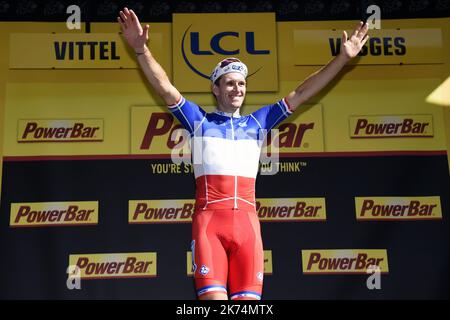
[[212, 72, 246, 111]]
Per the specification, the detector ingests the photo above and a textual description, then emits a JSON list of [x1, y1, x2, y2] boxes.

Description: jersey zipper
[[230, 116, 238, 209]]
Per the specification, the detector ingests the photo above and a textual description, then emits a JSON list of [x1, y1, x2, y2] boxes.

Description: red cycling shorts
[[191, 208, 264, 300]]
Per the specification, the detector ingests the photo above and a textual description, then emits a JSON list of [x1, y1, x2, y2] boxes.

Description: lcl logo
[[181, 25, 270, 79]]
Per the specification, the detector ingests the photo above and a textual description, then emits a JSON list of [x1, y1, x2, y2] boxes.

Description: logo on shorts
[[257, 271, 264, 282], [200, 265, 210, 276]]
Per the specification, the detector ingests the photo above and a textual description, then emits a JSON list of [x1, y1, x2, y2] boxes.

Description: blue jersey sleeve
[[250, 98, 293, 131], [168, 96, 207, 135]]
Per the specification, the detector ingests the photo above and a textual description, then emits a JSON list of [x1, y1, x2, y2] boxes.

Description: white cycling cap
[[210, 57, 248, 84]]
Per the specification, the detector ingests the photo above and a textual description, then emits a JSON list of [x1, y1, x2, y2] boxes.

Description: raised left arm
[[285, 21, 369, 111]]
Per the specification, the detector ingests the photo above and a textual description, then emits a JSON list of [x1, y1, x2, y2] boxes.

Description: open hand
[[117, 7, 149, 52], [340, 21, 369, 60]]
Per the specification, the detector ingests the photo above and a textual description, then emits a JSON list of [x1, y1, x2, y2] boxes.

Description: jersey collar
[[214, 109, 241, 118]]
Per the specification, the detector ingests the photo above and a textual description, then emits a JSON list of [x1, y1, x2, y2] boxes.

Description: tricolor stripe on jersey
[[230, 291, 262, 300], [169, 97, 292, 210], [197, 285, 228, 296]]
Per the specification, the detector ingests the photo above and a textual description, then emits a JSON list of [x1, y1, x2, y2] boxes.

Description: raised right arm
[[118, 7, 181, 106]]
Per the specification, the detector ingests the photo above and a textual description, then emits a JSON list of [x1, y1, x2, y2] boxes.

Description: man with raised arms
[[118, 7, 369, 300]]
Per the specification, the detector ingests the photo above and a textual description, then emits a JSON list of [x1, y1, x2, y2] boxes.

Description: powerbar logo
[[129, 200, 195, 224], [131, 106, 324, 155], [187, 250, 272, 276], [263, 250, 273, 275], [18, 119, 103, 142], [129, 198, 326, 223], [10, 201, 98, 227], [69, 252, 156, 279], [139, 114, 315, 150], [302, 250, 389, 274], [349, 115, 433, 138], [256, 198, 326, 221], [355, 196, 442, 221]]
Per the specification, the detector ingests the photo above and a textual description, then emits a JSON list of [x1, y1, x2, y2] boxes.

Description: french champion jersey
[[169, 96, 293, 210]]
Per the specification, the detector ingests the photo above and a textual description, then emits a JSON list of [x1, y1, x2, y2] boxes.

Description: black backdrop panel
[[0, 154, 449, 299]]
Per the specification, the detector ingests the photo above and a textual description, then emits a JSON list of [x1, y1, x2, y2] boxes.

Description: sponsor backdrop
[[0, 16, 449, 299]]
